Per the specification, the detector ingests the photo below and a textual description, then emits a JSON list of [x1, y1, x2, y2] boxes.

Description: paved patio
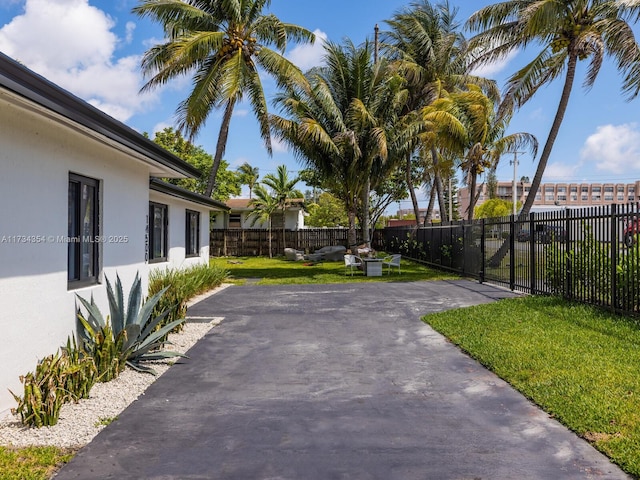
[[54, 280, 630, 479]]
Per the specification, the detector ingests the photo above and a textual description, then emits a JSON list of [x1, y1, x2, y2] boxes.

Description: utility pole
[[374, 24, 379, 63], [509, 151, 524, 216]]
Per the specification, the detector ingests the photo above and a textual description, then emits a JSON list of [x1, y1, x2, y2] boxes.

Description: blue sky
[[2, 0, 640, 209]]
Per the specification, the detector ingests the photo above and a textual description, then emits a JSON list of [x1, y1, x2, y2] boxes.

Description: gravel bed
[[0, 284, 230, 449]]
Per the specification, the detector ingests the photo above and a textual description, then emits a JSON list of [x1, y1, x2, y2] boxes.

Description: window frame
[[68, 173, 100, 289], [185, 209, 200, 257], [149, 201, 169, 263]]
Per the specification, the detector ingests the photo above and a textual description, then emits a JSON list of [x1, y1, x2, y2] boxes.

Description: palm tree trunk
[[488, 53, 578, 267], [467, 170, 477, 221], [431, 147, 446, 222], [205, 99, 236, 197], [406, 155, 420, 226], [362, 178, 371, 246], [424, 187, 436, 226], [347, 207, 357, 248]]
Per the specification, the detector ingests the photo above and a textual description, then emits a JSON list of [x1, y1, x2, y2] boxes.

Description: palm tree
[[270, 40, 403, 247], [132, 0, 314, 197], [262, 165, 302, 250], [383, 0, 499, 223], [237, 162, 259, 198], [467, 0, 640, 221], [424, 85, 537, 220], [247, 184, 279, 258]]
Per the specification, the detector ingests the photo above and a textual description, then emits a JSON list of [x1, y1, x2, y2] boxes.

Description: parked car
[[516, 224, 567, 243], [623, 215, 639, 247]]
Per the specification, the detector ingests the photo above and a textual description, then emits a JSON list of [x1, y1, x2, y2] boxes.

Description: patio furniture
[[382, 254, 401, 274], [344, 254, 363, 276], [284, 248, 305, 261], [362, 257, 383, 277], [313, 245, 346, 262]]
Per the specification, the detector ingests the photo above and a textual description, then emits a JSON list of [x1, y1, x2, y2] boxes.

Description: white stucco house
[[212, 198, 306, 230], [0, 52, 228, 415]]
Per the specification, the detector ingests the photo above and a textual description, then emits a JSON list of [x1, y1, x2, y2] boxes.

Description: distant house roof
[[226, 198, 305, 210], [0, 52, 200, 179], [150, 179, 229, 211]]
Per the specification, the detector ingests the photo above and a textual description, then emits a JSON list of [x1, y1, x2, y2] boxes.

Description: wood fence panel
[[210, 228, 370, 257]]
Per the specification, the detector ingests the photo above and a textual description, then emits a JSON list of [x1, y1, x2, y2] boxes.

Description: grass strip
[[423, 295, 640, 477], [0, 446, 74, 480]]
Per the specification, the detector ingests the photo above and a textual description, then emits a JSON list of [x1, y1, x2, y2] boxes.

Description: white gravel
[[0, 284, 231, 449]]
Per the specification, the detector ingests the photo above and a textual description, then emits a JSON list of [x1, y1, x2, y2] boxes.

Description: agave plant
[[76, 272, 185, 376]]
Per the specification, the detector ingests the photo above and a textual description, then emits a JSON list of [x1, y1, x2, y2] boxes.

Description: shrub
[[76, 272, 185, 377], [148, 263, 228, 336], [61, 336, 97, 400], [10, 337, 99, 428]]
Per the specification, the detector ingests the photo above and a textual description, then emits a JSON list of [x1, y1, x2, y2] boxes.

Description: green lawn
[[0, 446, 74, 480], [423, 295, 640, 477], [211, 254, 458, 285]]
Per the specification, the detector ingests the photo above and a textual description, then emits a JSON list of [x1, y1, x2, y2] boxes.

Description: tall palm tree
[[132, 0, 314, 197], [383, 0, 499, 223], [424, 85, 537, 220], [237, 162, 259, 198], [467, 0, 640, 221], [247, 184, 278, 258], [262, 165, 302, 250], [270, 40, 403, 247]]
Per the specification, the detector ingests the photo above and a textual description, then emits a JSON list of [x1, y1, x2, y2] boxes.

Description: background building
[[459, 181, 640, 217]]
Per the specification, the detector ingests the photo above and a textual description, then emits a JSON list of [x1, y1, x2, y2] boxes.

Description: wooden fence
[[210, 228, 382, 257]]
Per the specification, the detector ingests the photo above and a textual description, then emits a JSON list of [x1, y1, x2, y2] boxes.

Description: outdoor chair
[[344, 254, 363, 276], [382, 254, 401, 274]]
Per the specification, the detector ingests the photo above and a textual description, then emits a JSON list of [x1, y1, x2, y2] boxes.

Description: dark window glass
[[68, 174, 99, 288], [186, 210, 200, 257], [149, 202, 168, 262]]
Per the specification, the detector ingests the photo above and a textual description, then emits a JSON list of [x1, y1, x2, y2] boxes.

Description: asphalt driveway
[[54, 280, 630, 479]]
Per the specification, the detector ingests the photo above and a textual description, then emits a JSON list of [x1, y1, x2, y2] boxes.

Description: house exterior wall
[[148, 190, 211, 271], [0, 96, 213, 415], [220, 208, 304, 230]]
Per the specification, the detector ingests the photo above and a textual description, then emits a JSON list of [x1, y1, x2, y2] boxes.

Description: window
[[68, 173, 99, 288], [149, 202, 168, 262], [185, 210, 200, 257], [229, 214, 242, 228]]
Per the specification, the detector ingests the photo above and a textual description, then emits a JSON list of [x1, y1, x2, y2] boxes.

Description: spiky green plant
[[10, 353, 72, 428], [61, 336, 97, 400], [76, 272, 186, 376]]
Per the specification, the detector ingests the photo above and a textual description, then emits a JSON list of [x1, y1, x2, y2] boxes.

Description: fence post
[[611, 203, 618, 311], [509, 214, 515, 291], [480, 219, 485, 284], [565, 208, 572, 300], [530, 212, 536, 294]]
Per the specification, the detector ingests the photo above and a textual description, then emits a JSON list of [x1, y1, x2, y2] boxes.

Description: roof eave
[[0, 52, 201, 179]]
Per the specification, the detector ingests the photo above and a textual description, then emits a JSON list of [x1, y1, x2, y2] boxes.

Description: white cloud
[[286, 29, 328, 71], [271, 137, 289, 154], [580, 123, 640, 174], [542, 162, 582, 182], [469, 48, 518, 78], [152, 121, 174, 136], [124, 21, 136, 45], [0, 0, 156, 122]]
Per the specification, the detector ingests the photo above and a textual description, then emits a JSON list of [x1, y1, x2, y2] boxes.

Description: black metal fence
[[379, 203, 640, 316]]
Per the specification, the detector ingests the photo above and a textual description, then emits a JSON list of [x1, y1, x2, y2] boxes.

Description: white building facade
[[0, 53, 227, 415]]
